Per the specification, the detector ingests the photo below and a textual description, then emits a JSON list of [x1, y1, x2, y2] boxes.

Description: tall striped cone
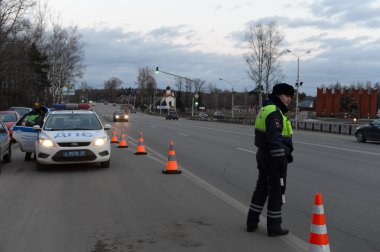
[[134, 131, 147, 155], [309, 193, 330, 252], [110, 129, 119, 143], [162, 141, 181, 174], [117, 131, 128, 148]]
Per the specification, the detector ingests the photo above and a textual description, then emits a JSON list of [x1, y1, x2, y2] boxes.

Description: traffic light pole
[[156, 67, 202, 118], [191, 97, 194, 117], [155, 67, 197, 84]]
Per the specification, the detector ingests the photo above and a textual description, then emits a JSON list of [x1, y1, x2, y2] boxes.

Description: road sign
[[194, 93, 199, 99]]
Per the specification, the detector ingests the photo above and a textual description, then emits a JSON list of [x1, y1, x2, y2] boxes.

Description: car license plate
[[63, 150, 86, 157]]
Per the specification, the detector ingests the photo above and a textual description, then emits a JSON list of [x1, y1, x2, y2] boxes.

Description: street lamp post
[[286, 49, 311, 130], [219, 78, 246, 118]]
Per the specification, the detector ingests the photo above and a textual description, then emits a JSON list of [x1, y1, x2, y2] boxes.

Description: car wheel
[[3, 144, 12, 163], [36, 161, 48, 171], [356, 130, 366, 142], [100, 159, 110, 168]]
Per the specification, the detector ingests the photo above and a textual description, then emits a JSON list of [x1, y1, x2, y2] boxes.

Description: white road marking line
[[236, 148, 256, 154], [177, 132, 189, 136], [150, 125, 157, 128], [295, 140, 380, 156]]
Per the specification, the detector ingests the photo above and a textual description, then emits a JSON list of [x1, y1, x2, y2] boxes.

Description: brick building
[[316, 87, 378, 118]]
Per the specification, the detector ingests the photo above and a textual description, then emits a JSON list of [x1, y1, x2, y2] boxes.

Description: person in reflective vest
[[247, 83, 294, 237], [24, 102, 48, 161]]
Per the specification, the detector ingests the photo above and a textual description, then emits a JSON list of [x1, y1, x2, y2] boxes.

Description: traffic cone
[[309, 193, 330, 252], [110, 129, 119, 143], [134, 131, 147, 155], [162, 141, 181, 174], [117, 131, 128, 148]]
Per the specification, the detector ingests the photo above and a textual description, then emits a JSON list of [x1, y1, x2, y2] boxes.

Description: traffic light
[[195, 100, 199, 108], [155, 67, 159, 73]]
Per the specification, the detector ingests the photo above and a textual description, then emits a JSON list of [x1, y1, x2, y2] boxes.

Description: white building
[[160, 86, 176, 108]]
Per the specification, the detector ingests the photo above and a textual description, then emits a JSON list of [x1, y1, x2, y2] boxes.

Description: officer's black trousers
[[247, 149, 287, 230]]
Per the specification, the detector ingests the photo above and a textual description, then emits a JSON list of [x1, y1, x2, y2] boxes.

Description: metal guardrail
[[191, 116, 362, 135]]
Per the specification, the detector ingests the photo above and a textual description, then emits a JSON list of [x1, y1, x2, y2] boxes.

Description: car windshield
[[0, 113, 17, 122], [43, 113, 102, 131]]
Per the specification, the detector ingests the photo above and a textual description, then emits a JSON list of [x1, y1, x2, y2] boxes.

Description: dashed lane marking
[[236, 148, 256, 154]]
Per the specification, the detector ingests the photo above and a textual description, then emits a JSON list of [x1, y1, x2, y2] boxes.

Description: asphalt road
[[0, 103, 379, 252]]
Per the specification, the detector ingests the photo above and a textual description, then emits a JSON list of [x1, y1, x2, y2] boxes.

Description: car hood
[[356, 123, 373, 130], [40, 130, 107, 143]]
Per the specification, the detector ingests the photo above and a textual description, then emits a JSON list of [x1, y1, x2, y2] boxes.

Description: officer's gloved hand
[[287, 155, 293, 163]]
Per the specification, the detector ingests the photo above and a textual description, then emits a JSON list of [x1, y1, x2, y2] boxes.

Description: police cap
[[272, 83, 295, 97]]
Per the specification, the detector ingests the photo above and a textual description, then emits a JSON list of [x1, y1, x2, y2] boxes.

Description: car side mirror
[[104, 124, 111, 130], [32, 125, 41, 131]]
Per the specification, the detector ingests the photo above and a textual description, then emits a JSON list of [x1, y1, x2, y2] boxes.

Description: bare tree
[[46, 17, 84, 103], [137, 66, 156, 108], [104, 77, 122, 102], [244, 21, 284, 108]]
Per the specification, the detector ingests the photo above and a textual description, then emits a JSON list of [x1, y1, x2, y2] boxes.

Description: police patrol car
[[13, 104, 111, 170]]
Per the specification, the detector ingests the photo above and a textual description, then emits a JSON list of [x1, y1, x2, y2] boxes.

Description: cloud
[[74, 0, 380, 95], [79, 26, 249, 91]]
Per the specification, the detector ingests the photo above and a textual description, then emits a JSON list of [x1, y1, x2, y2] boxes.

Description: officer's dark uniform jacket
[[254, 95, 293, 161]]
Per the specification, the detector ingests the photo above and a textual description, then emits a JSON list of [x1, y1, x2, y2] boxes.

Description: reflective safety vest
[[255, 105, 293, 137], [26, 114, 39, 125]]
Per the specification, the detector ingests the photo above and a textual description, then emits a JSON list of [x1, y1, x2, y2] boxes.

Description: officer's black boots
[[24, 152, 32, 161], [247, 225, 258, 232], [246, 211, 259, 232], [267, 227, 289, 237]]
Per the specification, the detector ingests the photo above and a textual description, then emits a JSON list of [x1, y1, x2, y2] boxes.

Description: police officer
[[247, 83, 294, 237], [24, 102, 48, 161]]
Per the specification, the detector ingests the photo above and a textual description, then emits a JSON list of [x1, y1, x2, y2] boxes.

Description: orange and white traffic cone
[[110, 129, 119, 143], [162, 141, 181, 174], [117, 131, 128, 148], [134, 131, 147, 155], [309, 193, 330, 252]]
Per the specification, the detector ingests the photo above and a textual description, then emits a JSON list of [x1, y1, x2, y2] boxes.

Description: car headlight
[[115, 115, 119, 119], [94, 137, 107, 146], [124, 115, 129, 119], [38, 138, 54, 147]]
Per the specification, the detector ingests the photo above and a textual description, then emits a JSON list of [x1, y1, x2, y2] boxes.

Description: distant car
[[8, 106, 32, 117], [198, 112, 209, 120], [130, 108, 137, 113], [0, 111, 21, 143], [120, 104, 132, 114], [32, 107, 111, 170], [104, 102, 108, 105], [212, 111, 225, 119], [113, 110, 129, 122], [0, 120, 12, 171], [112, 103, 116, 106], [354, 119, 380, 142], [166, 110, 178, 120]]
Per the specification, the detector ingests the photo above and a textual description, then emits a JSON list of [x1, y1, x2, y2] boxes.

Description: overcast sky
[[46, 0, 380, 95]]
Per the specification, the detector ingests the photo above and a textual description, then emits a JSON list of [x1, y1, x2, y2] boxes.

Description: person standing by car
[[24, 102, 48, 161], [246, 83, 294, 237]]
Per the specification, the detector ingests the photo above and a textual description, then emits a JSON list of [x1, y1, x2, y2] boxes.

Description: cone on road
[[117, 131, 128, 148], [134, 131, 147, 155], [309, 193, 330, 252], [110, 129, 119, 143], [162, 141, 181, 174]]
